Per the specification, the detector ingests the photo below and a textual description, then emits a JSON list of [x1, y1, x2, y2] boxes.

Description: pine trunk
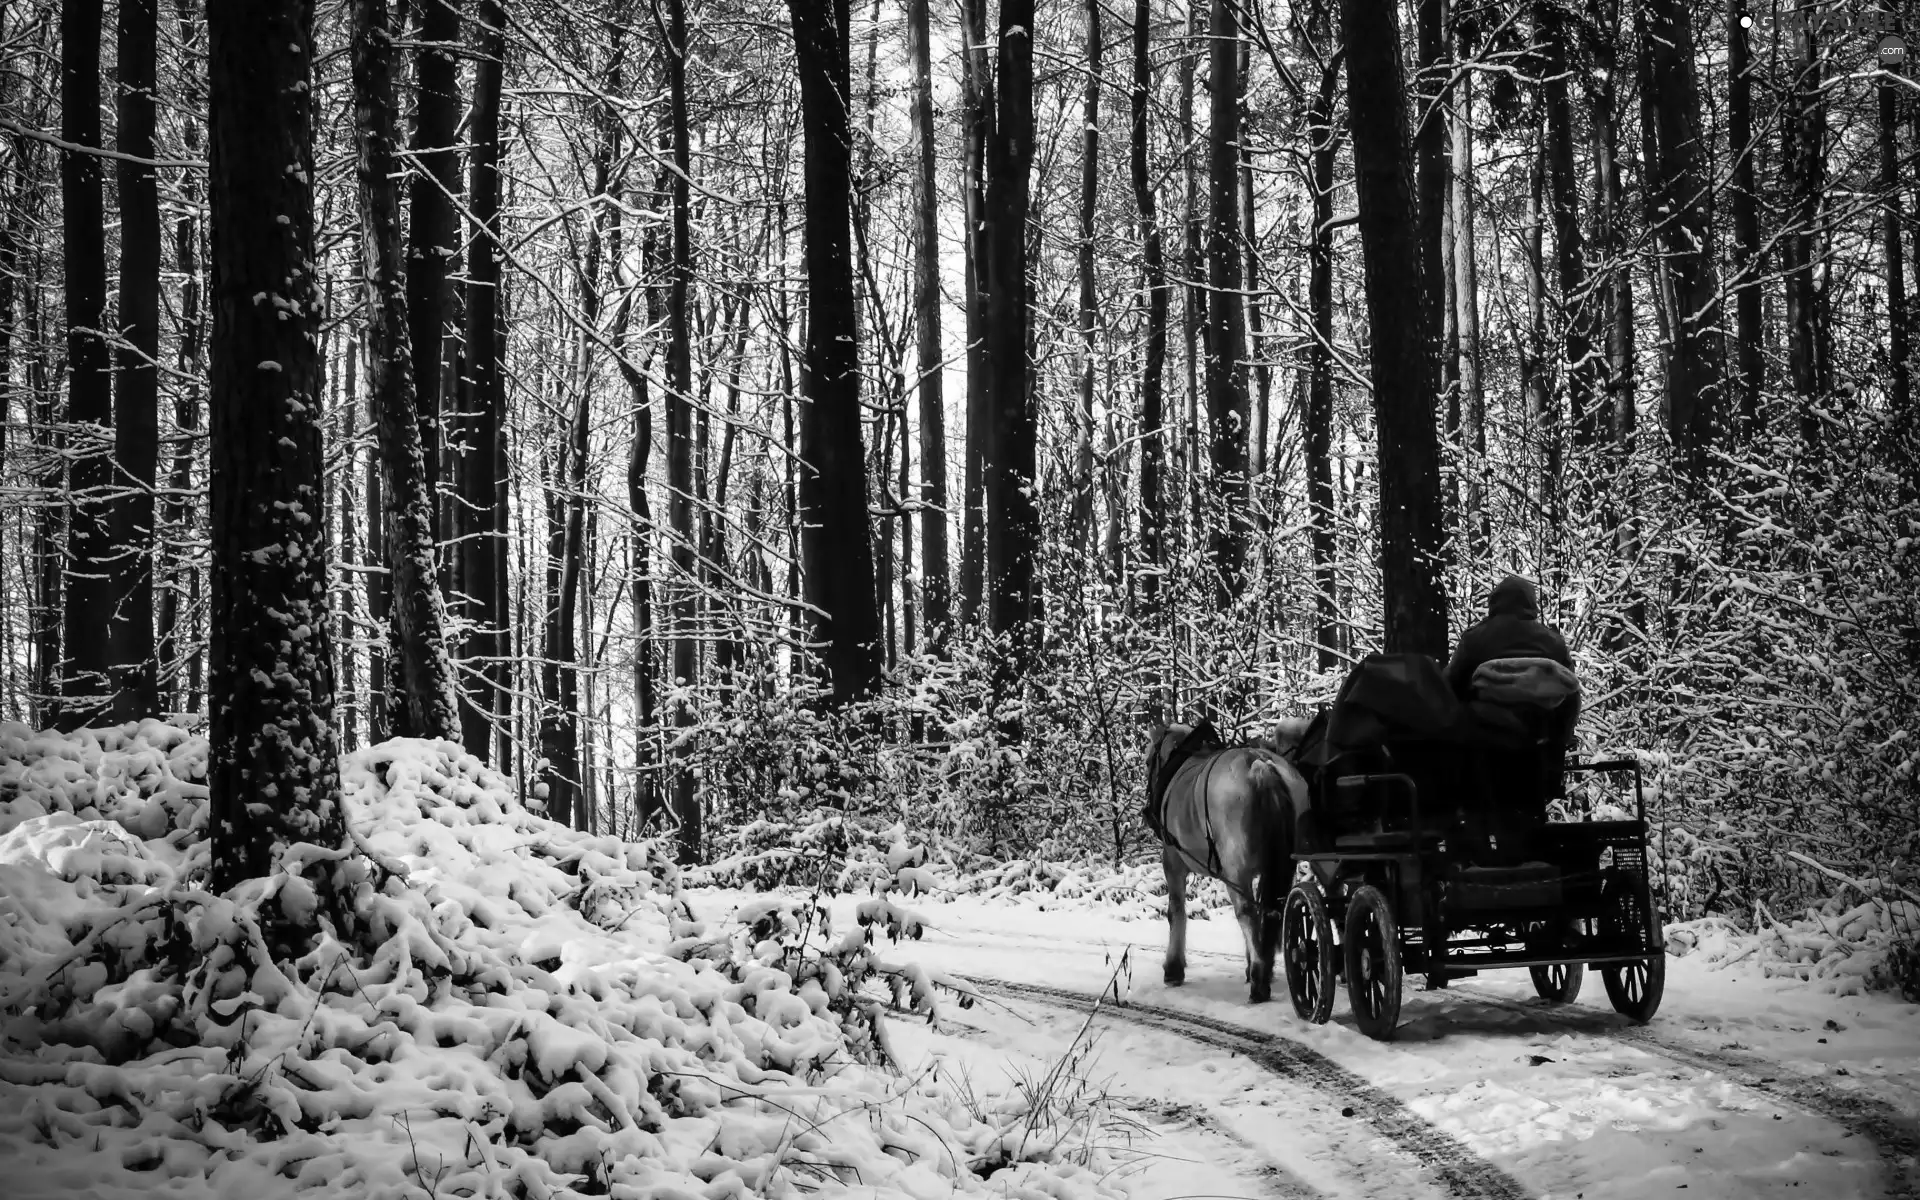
[[1340, 0, 1450, 657], [906, 0, 950, 646], [958, 0, 991, 625], [1073, 0, 1100, 551], [458, 0, 507, 761], [665, 0, 701, 860], [352, 0, 459, 741], [983, 0, 1040, 669], [1727, 0, 1762, 435], [59, 0, 114, 727], [1131, 0, 1167, 618], [790, 0, 884, 703], [407, 0, 461, 547], [206, 0, 345, 891], [1205, 0, 1249, 605], [111, 0, 160, 721], [1303, 33, 1342, 672]]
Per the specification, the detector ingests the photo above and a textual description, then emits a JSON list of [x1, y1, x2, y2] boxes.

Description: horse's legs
[[1233, 891, 1271, 1003], [1163, 848, 1187, 986]]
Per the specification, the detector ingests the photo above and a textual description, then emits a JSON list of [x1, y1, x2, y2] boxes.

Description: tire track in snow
[[1454, 986, 1920, 1200], [971, 977, 1536, 1200]]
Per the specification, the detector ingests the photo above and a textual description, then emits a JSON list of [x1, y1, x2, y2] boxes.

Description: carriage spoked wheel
[[1599, 873, 1666, 1023], [1343, 884, 1403, 1041], [1282, 880, 1337, 1024], [1527, 919, 1586, 1004]]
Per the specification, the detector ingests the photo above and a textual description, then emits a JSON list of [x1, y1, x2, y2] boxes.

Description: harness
[[1145, 719, 1226, 873]]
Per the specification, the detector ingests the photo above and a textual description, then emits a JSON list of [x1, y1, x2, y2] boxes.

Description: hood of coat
[[1486, 575, 1540, 620]]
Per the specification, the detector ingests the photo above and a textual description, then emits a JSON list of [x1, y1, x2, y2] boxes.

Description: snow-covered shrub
[[0, 725, 1127, 1200]]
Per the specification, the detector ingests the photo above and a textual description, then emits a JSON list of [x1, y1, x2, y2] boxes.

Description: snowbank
[[0, 723, 1127, 1200], [1666, 892, 1920, 997]]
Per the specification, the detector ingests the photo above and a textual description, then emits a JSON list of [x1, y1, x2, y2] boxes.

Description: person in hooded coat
[[1445, 575, 1580, 747]]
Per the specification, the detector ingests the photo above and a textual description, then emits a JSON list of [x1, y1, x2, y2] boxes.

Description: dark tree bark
[[1450, 64, 1486, 558], [1639, 0, 1725, 480], [1539, 2, 1596, 453], [352, 0, 460, 741], [544, 129, 612, 832], [958, 0, 991, 625], [664, 0, 701, 859], [1727, 0, 1762, 436], [1131, 0, 1167, 617], [1412, 0, 1448, 353], [407, 0, 461, 544], [1782, 21, 1825, 442], [156, 0, 204, 716], [1340, 0, 1450, 657], [789, 0, 884, 703], [457, 0, 507, 761], [206, 0, 345, 892], [1072, 0, 1101, 551], [1885, 39, 1911, 430], [906, 0, 950, 646], [1205, 0, 1249, 604], [983, 0, 1041, 666], [58, 0, 114, 727], [109, 0, 161, 721], [1240, 35, 1270, 497], [1593, 0, 1634, 451], [1301, 28, 1342, 672], [1525, 134, 1556, 521]]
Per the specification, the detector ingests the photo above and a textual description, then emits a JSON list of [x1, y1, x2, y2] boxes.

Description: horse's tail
[[1246, 754, 1295, 906]]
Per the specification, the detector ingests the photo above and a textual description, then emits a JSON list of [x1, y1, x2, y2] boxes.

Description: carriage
[[1278, 653, 1665, 1040]]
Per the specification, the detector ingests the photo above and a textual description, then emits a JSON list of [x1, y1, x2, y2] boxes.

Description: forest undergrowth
[[0, 723, 1130, 1199]]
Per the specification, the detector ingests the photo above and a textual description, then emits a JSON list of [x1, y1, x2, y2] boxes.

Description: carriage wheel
[[1343, 884, 1403, 1041], [1599, 875, 1665, 1023], [1283, 881, 1337, 1024], [1528, 920, 1586, 1004]]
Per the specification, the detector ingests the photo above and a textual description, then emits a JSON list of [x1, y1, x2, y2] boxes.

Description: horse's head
[[1145, 721, 1192, 784]]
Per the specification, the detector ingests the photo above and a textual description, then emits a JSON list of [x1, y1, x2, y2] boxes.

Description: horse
[[1143, 720, 1310, 1003]]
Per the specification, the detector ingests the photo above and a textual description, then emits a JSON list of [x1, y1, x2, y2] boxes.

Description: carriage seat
[[1446, 859, 1562, 910]]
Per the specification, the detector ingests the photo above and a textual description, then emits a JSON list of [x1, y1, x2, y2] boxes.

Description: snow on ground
[[5, 723, 1916, 1199], [0, 725, 1124, 1200], [725, 874, 1918, 1200]]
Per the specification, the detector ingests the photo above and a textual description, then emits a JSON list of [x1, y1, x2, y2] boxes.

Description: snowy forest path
[[969, 977, 1536, 1200], [901, 907, 1917, 1197], [1451, 983, 1920, 1199]]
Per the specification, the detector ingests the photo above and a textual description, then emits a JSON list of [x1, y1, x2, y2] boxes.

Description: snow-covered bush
[[0, 724, 1127, 1200]]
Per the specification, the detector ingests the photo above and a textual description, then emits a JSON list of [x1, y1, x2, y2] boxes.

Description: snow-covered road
[[742, 889, 1920, 1200]]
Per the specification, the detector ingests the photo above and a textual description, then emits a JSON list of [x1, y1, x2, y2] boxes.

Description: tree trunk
[[109, 0, 161, 721], [352, 0, 459, 741], [1131, 0, 1167, 617], [407, 0, 461, 548], [1205, 0, 1249, 605], [1073, 0, 1101, 552], [1525, 134, 1556, 525], [790, 0, 884, 704], [958, 0, 991, 625], [155, 0, 204, 716], [58, 0, 114, 727], [1413, 0, 1448, 355], [1451, 62, 1486, 560], [1783, 21, 1825, 443], [1340, 0, 1450, 657], [1593, 0, 1634, 452], [664, 0, 700, 860], [206, 0, 345, 892], [1885, 40, 1911, 433], [1727, 0, 1762, 436], [1302, 32, 1342, 672], [1240, 34, 1270, 500], [906, 0, 950, 646], [1640, 0, 1725, 480], [1540, 2, 1595, 453], [984, 0, 1040, 670], [457, 0, 507, 761]]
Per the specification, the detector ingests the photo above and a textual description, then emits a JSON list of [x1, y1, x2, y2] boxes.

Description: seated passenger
[[1446, 575, 1580, 748]]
